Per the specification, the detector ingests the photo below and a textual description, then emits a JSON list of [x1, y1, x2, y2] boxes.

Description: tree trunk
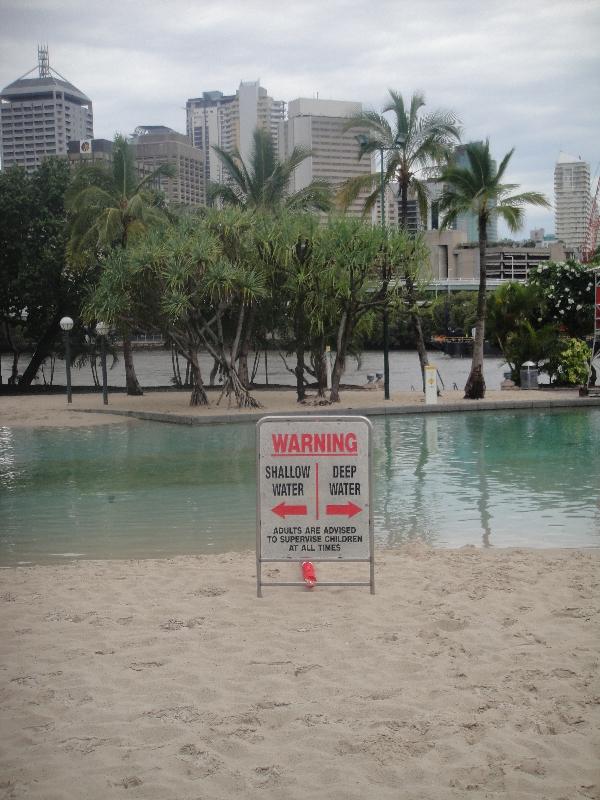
[[400, 179, 408, 231], [8, 351, 19, 385], [294, 293, 306, 401], [209, 358, 220, 386], [464, 219, 487, 399], [330, 310, 353, 403], [170, 343, 182, 388], [312, 339, 327, 397], [19, 315, 60, 386], [405, 275, 429, 392], [237, 306, 256, 389], [411, 310, 430, 392], [400, 184, 430, 393], [188, 351, 209, 406], [123, 336, 143, 396]]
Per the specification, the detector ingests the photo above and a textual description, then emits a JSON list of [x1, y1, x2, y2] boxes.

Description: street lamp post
[[95, 321, 109, 405], [60, 316, 74, 404]]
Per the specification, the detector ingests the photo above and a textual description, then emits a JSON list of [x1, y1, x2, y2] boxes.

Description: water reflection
[[373, 409, 600, 549], [1, 408, 599, 564]]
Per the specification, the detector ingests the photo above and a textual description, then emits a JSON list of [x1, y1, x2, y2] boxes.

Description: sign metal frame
[[588, 267, 600, 390], [256, 415, 374, 597]]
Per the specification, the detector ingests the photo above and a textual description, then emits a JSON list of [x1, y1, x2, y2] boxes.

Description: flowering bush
[[527, 261, 595, 338], [543, 337, 591, 386]]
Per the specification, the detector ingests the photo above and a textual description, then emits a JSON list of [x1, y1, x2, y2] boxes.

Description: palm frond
[[206, 182, 244, 207], [285, 180, 333, 213], [336, 173, 380, 212]]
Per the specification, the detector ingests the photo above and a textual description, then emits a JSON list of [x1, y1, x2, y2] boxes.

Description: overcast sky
[[1, 0, 599, 236]]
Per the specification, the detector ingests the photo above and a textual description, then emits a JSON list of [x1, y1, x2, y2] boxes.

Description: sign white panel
[[425, 365, 437, 404], [257, 415, 372, 563]]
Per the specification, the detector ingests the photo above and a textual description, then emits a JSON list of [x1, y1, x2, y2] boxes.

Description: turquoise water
[[1, 409, 599, 565]]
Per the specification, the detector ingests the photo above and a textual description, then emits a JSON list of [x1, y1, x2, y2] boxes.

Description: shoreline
[[1, 545, 598, 799], [2, 385, 598, 428]]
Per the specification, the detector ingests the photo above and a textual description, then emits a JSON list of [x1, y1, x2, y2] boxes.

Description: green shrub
[[545, 337, 591, 386]]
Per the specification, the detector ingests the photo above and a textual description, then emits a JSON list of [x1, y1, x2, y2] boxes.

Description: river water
[[30, 349, 513, 392]]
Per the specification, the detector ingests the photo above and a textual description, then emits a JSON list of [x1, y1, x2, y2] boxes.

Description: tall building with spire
[[0, 46, 93, 172], [554, 152, 591, 253]]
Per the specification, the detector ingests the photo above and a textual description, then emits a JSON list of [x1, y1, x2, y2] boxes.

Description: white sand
[[1, 390, 599, 798], [1, 546, 599, 799], [0, 386, 584, 428]]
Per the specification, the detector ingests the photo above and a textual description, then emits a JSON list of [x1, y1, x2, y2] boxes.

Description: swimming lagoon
[[1, 408, 599, 565]]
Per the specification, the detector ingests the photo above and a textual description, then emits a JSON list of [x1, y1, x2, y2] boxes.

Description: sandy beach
[[0, 384, 591, 428], [1, 389, 599, 798], [1, 546, 599, 799]]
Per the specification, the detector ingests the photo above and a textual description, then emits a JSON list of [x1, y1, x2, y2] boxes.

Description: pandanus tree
[[207, 127, 332, 213], [438, 140, 550, 398], [319, 217, 429, 402], [339, 90, 461, 389], [66, 133, 175, 395], [258, 212, 333, 401], [143, 214, 266, 408]]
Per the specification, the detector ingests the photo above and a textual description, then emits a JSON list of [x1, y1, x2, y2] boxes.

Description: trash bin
[[520, 361, 539, 390]]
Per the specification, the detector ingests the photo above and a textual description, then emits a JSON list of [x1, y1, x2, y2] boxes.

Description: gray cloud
[[1, 0, 599, 235]]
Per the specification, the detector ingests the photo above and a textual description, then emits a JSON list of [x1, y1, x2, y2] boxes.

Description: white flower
[[576, 304, 582, 310], [559, 309, 565, 314]]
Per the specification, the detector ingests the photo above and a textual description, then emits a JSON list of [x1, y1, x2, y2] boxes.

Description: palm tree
[[437, 140, 550, 398], [67, 134, 175, 395], [207, 127, 332, 213], [340, 90, 461, 389]]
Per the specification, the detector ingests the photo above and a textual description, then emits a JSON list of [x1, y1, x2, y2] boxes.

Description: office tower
[[186, 81, 284, 187], [67, 138, 114, 168], [0, 46, 93, 172], [279, 98, 372, 217], [130, 126, 205, 206], [554, 153, 591, 253], [68, 129, 205, 207]]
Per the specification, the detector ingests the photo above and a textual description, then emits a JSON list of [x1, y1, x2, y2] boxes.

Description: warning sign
[[256, 416, 373, 563]]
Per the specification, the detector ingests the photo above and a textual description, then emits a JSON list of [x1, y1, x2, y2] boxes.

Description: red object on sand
[[302, 561, 317, 587]]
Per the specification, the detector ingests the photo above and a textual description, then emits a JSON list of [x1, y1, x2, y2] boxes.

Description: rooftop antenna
[[38, 44, 50, 78]]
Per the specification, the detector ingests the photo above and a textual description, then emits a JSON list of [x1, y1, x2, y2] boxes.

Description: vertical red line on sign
[[315, 462, 319, 519]]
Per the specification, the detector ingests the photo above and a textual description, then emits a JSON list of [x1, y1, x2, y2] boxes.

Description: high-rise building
[[0, 46, 93, 172], [279, 98, 372, 217], [411, 144, 499, 241], [554, 153, 591, 253], [130, 126, 204, 207], [186, 81, 284, 187], [68, 128, 205, 207]]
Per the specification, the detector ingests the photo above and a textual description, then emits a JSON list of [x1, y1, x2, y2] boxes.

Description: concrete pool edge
[[71, 394, 600, 426]]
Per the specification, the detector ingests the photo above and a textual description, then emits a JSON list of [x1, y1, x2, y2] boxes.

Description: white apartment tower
[[0, 46, 93, 172], [279, 98, 372, 217], [186, 81, 284, 186], [554, 152, 591, 253]]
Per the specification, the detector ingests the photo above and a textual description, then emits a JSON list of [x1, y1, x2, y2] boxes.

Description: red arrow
[[325, 501, 362, 518], [272, 502, 308, 518]]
